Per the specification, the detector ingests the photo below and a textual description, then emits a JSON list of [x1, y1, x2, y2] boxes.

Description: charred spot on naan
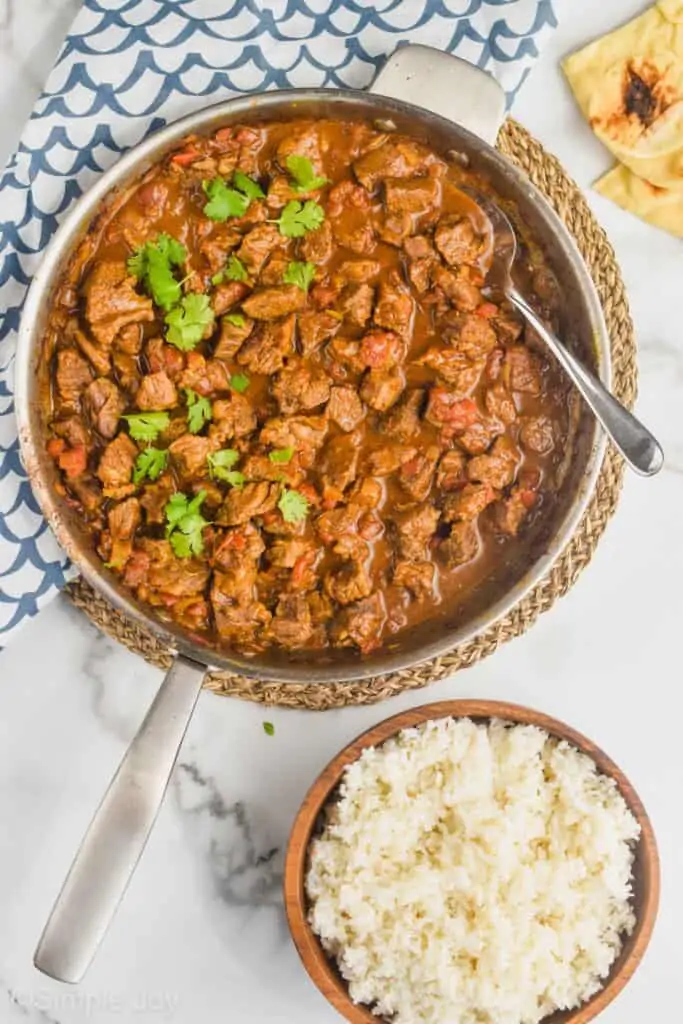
[[590, 59, 679, 142]]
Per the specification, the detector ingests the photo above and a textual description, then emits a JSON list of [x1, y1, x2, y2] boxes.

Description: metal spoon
[[467, 190, 664, 477]]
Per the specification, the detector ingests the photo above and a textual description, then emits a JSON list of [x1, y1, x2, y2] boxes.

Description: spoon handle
[[508, 287, 664, 477]]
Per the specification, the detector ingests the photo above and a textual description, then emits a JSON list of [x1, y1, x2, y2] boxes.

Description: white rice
[[306, 717, 639, 1024]]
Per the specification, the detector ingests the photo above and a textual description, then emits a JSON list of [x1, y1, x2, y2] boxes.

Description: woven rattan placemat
[[65, 119, 635, 710]]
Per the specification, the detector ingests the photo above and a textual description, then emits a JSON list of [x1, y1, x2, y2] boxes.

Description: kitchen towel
[[0, 0, 557, 646]]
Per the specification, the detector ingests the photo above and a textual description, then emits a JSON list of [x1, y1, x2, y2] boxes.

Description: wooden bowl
[[284, 700, 660, 1024]]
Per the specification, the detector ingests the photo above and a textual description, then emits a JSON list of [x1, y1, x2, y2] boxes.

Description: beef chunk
[[267, 595, 315, 649], [212, 523, 265, 571], [84, 261, 154, 348], [136, 371, 178, 411], [84, 378, 126, 438], [212, 281, 249, 316], [365, 444, 417, 477], [146, 338, 185, 380], [373, 272, 414, 335], [431, 265, 482, 311], [393, 560, 435, 600], [424, 389, 478, 431], [217, 481, 279, 526], [331, 592, 386, 652], [51, 415, 90, 449], [339, 283, 375, 328], [457, 417, 504, 455], [361, 367, 405, 412], [467, 436, 520, 489], [520, 415, 555, 454], [485, 383, 517, 426], [199, 225, 242, 274], [139, 539, 210, 597], [214, 315, 254, 361], [241, 285, 306, 320], [258, 253, 291, 287], [112, 350, 141, 393], [210, 394, 257, 442], [505, 345, 543, 395], [237, 314, 295, 374], [276, 124, 324, 174], [169, 435, 213, 481], [436, 449, 467, 490], [384, 176, 440, 215], [398, 446, 440, 503], [260, 414, 328, 454], [273, 361, 331, 414], [316, 504, 360, 544], [140, 478, 175, 524], [336, 260, 381, 284], [359, 330, 404, 370], [381, 389, 424, 442], [236, 224, 282, 276], [324, 560, 372, 606], [72, 325, 110, 376], [327, 180, 375, 255], [300, 220, 333, 264], [327, 386, 365, 431], [298, 310, 341, 356], [438, 521, 480, 567], [178, 352, 230, 397], [394, 505, 439, 561], [56, 349, 93, 411], [347, 478, 382, 511], [434, 216, 482, 267], [211, 570, 271, 646], [418, 348, 483, 394], [106, 497, 141, 567], [492, 486, 536, 536], [354, 138, 434, 191], [442, 483, 497, 523], [96, 433, 137, 493], [441, 311, 497, 360], [317, 434, 360, 493]]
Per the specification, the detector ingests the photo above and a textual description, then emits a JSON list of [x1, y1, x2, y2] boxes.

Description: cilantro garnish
[[285, 154, 329, 193], [212, 254, 249, 286], [283, 260, 316, 292], [133, 447, 168, 484], [165, 293, 215, 351], [278, 487, 309, 523], [275, 200, 325, 238], [202, 172, 264, 222], [223, 312, 246, 328], [268, 447, 294, 464], [230, 373, 250, 394], [123, 411, 170, 444], [263, 721, 275, 736], [164, 490, 209, 558], [184, 388, 212, 434], [127, 233, 186, 311], [207, 449, 243, 485]]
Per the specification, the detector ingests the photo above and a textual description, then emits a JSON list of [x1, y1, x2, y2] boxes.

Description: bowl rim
[[284, 699, 660, 1024]]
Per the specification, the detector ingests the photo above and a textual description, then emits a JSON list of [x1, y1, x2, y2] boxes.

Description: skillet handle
[[369, 44, 506, 145], [34, 654, 207, 983]]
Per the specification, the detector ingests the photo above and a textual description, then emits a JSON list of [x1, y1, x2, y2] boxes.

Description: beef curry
[[42, 118, 575, 656]]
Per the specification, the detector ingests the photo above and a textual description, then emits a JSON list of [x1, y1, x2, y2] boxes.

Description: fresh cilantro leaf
[[222, 470, 246, 488], [233, 170, 265, 200], [285, 154, 329, 193], [164, 490, 209, 558], [278, 487, 309, 523], [123, 412, 170, 444], [224, 312, 246, 328], [283, 260, 316, 292], [275, 200, 325, 238], [165, 293, 215, 351], [208, 448, 240, 482], [127, 233, 187, 311], [230, 373, 250, 393], [263, 721, 275, 736], [133, 447, 168, 484], [211, 271, 224, 286], [225, 254, 248, 282], [184, 388, 212, 434], [268, 447, 294, 464], [203, 177, 250, 221]]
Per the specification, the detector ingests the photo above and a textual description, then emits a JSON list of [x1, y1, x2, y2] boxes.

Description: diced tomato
[[47, 437, 66, 459], [170, 147, 201, 167], [429, 389, 479, 431], [322, 484, 344, 510], [214, 127, 233, 143], [291, 550, 316, 588], [519, 489, 537, 509], [298, 482, 319, 506], [359, 330, 401, 369], [476, 302, 498, 319], [57, 444, 87, 479]]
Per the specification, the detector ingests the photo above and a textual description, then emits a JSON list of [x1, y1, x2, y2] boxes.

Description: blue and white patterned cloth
[[0, 0, 557, 646]]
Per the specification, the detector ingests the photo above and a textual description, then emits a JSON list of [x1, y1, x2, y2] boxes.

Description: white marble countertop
[[1, 1, 681, 1021]]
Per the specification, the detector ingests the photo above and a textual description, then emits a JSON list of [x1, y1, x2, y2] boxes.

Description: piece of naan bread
[[595, 163, 683, 235], [563, 0, 683, 190]]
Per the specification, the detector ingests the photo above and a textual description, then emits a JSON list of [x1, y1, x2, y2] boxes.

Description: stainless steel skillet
[[15, 46, 610, 982]]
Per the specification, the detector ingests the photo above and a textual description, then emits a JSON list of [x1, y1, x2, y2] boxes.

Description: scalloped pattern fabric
[[0, 0, 557, 645]]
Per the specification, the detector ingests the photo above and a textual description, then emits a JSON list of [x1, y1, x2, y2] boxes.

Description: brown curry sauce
[[43, 118, 574, 656]]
